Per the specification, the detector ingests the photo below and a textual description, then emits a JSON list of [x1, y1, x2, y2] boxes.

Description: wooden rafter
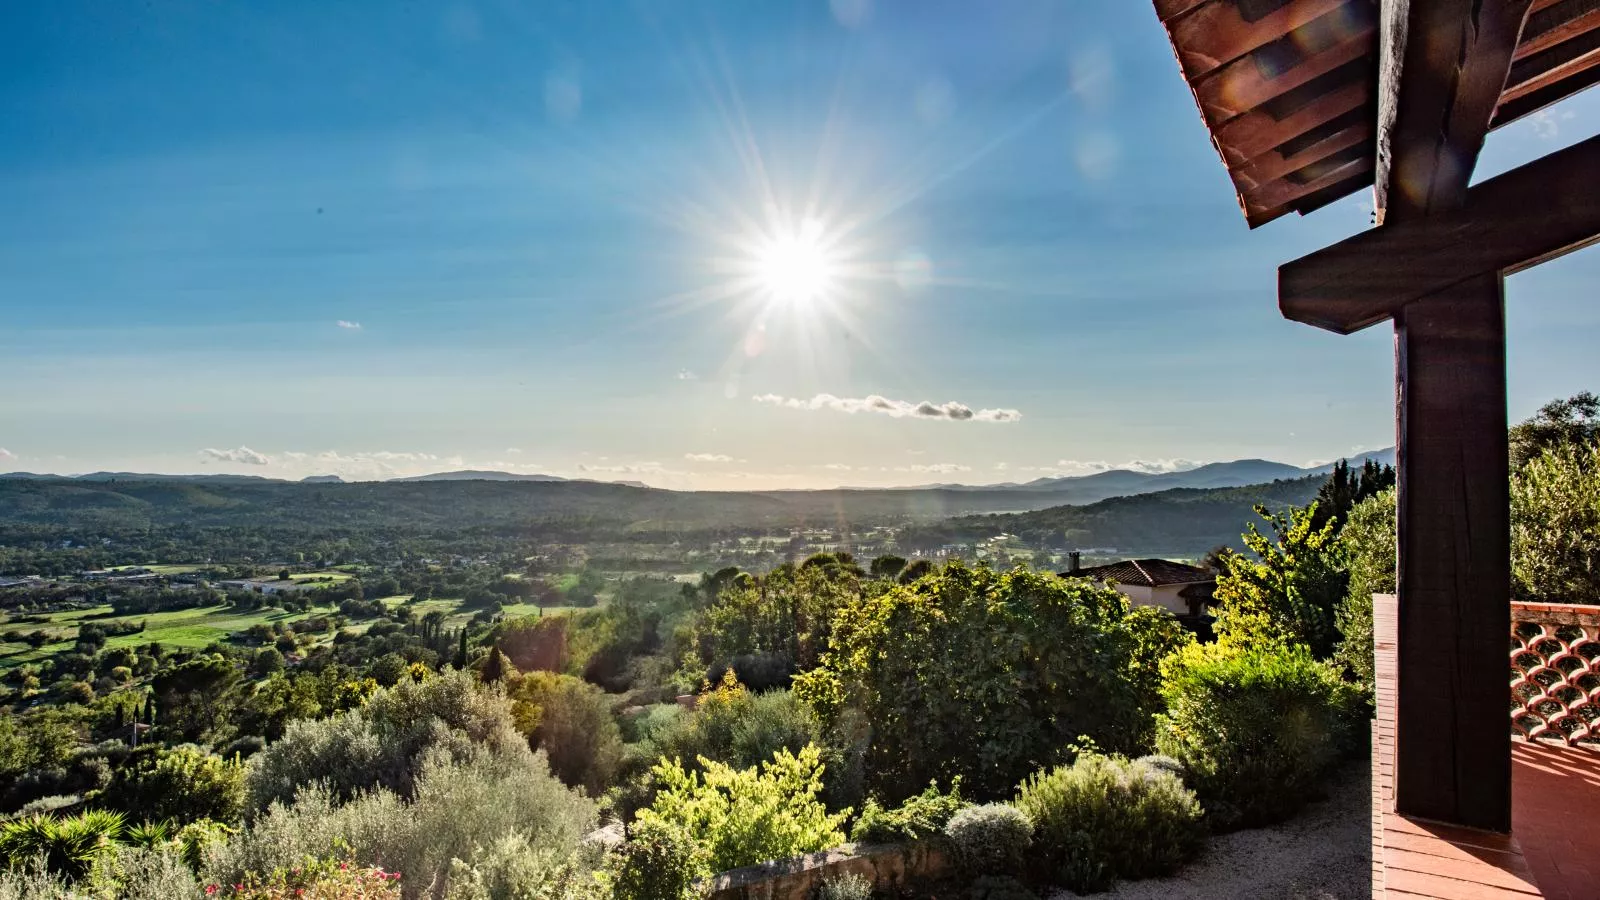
[[1374, 0, 1535, 223], [1279, 133, 1600, 334]]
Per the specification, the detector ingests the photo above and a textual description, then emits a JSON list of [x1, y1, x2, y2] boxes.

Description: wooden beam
[[1246, 155, 1374, 211], [1279, 133, 1600, 333], [1171, 0, 1358, 78], [1374, 0, 1533, 223], [1212, 80, 1370, 167], [1153, 0, 1213, 24], [1514, 0, 1600, 61], [1501, 27, 1600, 101], [1233, 120, 1372, 190], [1195, 23, 1376, 123], [1392, 274, 1512, 832], [1492, 48, 1600, 123]]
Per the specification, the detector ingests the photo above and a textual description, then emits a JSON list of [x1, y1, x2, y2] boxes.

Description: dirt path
[[1049, 759, 1371, 900]]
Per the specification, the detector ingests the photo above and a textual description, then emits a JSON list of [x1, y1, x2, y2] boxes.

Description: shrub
[[108, 845, 205, 900], [1212, 504, 1347, 657], [208, 748, 597, 900], [849, 779, 965, 843], [246, 669, 530, 809], [1014, 754, 1205, 894], [1512, 441, 1600, 603], [507, 672, 624, 796], [814, 871, 872, 900], [218, 855, 402, 899], [1337, 489, 1395, 689], [605, 819, 703, 900], [0, 863, 78, 900], [101, 745, 246, 824], [442, 833, 605, 900], [1156, 641, 1358, 829], [943, 803, 1031, 877], [795, 564, 1167, 802], [636, 744, 849, 874]]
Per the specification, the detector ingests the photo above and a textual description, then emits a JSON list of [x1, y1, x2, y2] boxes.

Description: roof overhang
[[1153, 0, 1600, 228]]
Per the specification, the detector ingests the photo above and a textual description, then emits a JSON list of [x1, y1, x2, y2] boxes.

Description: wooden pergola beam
[[1374, 0, 1534, 222], [1280, 132, 1600, 333]]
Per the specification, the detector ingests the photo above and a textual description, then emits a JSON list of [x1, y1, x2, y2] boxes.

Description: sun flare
[[753, 219, 836, 305]]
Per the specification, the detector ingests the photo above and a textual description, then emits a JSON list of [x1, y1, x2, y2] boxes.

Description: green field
[[0, 590, 594, 669], [0, 604, 321, 669]]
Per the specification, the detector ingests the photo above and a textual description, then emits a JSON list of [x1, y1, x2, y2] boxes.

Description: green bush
[[635, 744, 849, 874], [0, 863, 78, 900], [943, 803, 1031, 877], [1513, 441, 1600, 603], [605, 819, 703, 900], [1014, 754, 1205, 894], [814, 871, 872, 900], [208, 747, 597, 900], [1156, 641, 1358, 829], [100, 746, 246, 824], [107, 845, 204, 900], [246, 668, 530, 809], [618, 678, 826, 817], [796, 564, 1171, 802], [1337, 489, 1395, 689], [507, 672, 624, 796], [849, 779, 965, 843]]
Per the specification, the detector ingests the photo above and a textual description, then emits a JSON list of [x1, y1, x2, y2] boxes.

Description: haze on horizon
[[3, 1, 1598, 491]]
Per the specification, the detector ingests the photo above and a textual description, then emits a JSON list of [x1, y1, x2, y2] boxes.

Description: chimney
[[1068, 551, 1082, 574]]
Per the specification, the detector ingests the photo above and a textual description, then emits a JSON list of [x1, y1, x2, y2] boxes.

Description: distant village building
[[1062, 553, 1215, 619]]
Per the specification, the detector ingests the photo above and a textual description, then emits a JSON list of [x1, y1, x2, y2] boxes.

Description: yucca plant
[[0, 810, 126, 881], [124, 819, 175, 849]]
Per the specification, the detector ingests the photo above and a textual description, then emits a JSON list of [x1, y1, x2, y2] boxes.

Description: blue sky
[[1, 0, 1596, 488]]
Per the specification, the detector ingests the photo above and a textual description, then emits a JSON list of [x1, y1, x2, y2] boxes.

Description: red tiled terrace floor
[[1372, 595, 1600, 899], [1511, 740, 1600, 900]]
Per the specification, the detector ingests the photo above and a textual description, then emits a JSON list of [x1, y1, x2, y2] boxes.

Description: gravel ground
[[1048, 759, 1371, 900]]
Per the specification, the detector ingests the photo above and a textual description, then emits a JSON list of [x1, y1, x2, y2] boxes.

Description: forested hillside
[[900, 476, 1325, 556]]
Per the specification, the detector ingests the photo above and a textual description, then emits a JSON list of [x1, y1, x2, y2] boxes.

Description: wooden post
[[1393, 273, 1512, 832]]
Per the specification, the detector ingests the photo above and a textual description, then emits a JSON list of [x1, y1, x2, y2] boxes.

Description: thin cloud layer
[[199, 446, 270, 465], [337, 320, 361, 330], [753, 393, 1021, 423], [684, 453, 734, 463], [0, 448, 15, 462]]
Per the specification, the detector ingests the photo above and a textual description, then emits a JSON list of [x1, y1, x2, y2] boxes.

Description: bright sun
[[753, 219, 836, 305]]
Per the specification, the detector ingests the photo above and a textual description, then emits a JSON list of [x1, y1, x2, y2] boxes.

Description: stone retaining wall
[[703, 841, 947, 900]]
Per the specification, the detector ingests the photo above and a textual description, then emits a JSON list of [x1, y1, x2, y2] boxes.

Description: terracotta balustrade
[[1510, 601, 1600, 748]]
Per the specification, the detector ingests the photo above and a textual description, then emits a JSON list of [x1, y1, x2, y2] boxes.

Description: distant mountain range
[[0, 449, 1392, 507], [841, 448, 1393, 506], [389, 470, 569, 483]]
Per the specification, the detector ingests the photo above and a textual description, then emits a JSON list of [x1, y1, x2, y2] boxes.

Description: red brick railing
[[1511, 601, 1600, 748]]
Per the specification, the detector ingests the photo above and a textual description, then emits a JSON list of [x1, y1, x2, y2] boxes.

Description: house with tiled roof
[[1062, 553, 1214, 619]]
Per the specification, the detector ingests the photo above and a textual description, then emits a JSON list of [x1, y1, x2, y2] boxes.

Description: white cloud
[[199, 446, 270, 465], [753, 393, 1021, 423], [579, 461, 669, 475], [505, 448, 523, 455], [1028, 458, 1204, 477], [337, 320, 362, 330], [994, 462, 1008, 471], [676, 369, 699, 381], [905, 463, 970, 474], [684, 453, 734, 463], [821, 463, 853, 471], [1122, 458, 1202, 474], [1529, 109, 1574, 140], [0, 448, 14, 462]]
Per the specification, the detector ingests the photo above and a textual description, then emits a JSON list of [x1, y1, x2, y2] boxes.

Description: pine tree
[[454, 629, 469, 670], [480, 645, 508, 683]]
